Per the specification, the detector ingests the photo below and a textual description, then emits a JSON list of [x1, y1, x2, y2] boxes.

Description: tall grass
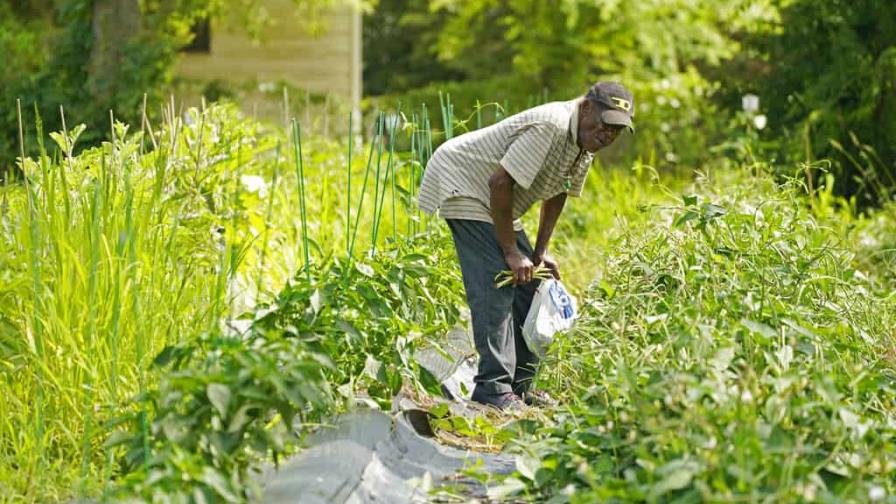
[[0, 97, 455, 500]]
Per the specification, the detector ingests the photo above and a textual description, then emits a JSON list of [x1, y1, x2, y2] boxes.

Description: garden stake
[[409, 112, 418, 236], [348, 112, 379, 259], [58, 106, 72, 221], [255, 143, 282, 304], [389, 103, 402, 242], [346, 111, 353, 255], [292, 119, 311, 282], [371, 112, 386, 251]]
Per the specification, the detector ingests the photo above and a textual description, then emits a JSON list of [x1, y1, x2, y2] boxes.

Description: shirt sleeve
[[499, 123, 557, 191]]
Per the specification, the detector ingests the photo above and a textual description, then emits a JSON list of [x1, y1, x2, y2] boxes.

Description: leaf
[[486, 477, 526, 499], [199, 467, 240, 502], [363, 354, 383, 381], [228, 404, 255, 433], [701, 203, 728, 220], [103, 430, 134, 449], [651, 460, 699, 497], [775, 344, 794, 371], [515, 455, 540, 481], [673, 209, 699, 227], [207, 383, 231, 417], [428, 403, 450, 419], [336, 319, 362, 343], [153, 345, 187, 368], [599, 279, 615, 298], [356, 262, 375, 277], [310, 289, 322, 313], [782, 318, 819, 339], [741, 318, 776, 339], [710, 346, 736, 371]]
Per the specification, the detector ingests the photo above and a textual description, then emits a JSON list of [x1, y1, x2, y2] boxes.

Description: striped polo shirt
[[417, 99, 594, 230]]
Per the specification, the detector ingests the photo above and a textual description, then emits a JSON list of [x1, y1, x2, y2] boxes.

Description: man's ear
[[581, 98, 602, 118], [581, 98, 594, 114]]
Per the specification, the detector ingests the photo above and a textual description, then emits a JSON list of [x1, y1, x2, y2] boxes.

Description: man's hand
[[504, 248, 535, 285], [534, 252, 561, 280]]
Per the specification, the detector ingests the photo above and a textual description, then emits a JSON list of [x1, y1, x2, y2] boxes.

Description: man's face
[[577, 99, 625, 153]]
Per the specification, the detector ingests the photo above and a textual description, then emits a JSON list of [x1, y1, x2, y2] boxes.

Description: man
[[418, 82, 635, 410]]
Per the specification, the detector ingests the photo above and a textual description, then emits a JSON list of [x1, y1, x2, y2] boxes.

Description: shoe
[[471, 389, 527, 411], [521, 389, 558, 408]]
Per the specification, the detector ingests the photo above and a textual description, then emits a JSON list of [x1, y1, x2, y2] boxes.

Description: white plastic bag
[[522, 278, 578, 358]]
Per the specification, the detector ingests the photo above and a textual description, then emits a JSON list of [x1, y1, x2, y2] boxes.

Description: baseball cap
[[586, 81, 635, 132]]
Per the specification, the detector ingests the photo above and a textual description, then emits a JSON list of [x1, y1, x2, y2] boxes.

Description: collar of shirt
[[567, 98, 584, 148]]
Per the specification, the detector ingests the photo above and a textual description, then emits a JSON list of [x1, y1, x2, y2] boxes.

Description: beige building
[[176, 0, 362, 125]]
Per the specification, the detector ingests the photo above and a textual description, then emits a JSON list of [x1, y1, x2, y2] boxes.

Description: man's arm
[[489, 165, 534, 285], [533, 192, 567, 279]]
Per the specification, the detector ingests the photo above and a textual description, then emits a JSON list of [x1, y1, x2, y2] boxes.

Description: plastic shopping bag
[[522, 278, 578, 358]]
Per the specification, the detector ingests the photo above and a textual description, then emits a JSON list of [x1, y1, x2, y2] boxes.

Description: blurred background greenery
[[1, 0, 894, 205]]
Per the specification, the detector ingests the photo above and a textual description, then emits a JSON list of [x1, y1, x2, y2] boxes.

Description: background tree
[[722, 0, 896, 205], [362, 0, 464, 95], [1, 0, 353, 174]]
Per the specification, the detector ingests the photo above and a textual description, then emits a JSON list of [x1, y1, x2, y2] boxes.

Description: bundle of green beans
[[493, 265, 553, 288]]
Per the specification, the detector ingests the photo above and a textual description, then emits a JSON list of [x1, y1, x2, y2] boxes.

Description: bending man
[[418, 82, 635, 410]]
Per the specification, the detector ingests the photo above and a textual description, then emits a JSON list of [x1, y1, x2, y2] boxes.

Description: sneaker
[[521, 389, 558, 408], [471, 389, 527, 411]]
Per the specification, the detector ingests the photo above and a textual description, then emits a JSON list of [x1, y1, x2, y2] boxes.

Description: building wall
[[176, 0, 361, 111]]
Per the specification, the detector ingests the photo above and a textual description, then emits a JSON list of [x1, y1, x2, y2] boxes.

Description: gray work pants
[[446, 219, 539, 397]]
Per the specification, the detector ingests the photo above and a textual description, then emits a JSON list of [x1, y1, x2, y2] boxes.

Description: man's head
[[577, 81, 635, 153]]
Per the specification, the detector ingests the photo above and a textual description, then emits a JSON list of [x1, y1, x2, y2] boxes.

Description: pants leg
[[511, 232, 539, 396], [446, 219, 540, 398]]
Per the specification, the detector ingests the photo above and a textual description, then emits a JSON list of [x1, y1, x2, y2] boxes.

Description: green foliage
[[106, 230, 466, 501], [4, 91, 896, 502], [0, 102, 291, 500], [0, 0, 350, 174], [253, 233, 466, 407], [368, 0, 776, 169], [722, 0, 896, 205], [0, 1, 54, 169], [362, 0, 464, 95], [108, 332, 334, 502], [503, 170, 896, 501], [0, 0, 202, 170], [0, 95, 450, 500]]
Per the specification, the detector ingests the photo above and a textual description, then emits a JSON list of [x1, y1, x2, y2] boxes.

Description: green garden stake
[[349, 112, 380, 259], [409, 112, 418, 236], [292, 119, 311, 282], [346, 111, 353, 255], [371, 112, 386, 251], [390, 103, 402, 242]]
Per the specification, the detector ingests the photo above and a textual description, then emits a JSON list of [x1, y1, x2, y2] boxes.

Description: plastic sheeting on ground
[[259, 409, 513, 503], [259, 328, 515, 503]]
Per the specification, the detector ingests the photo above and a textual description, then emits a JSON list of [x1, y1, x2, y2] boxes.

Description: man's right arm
[[489, 166, 534, 285]]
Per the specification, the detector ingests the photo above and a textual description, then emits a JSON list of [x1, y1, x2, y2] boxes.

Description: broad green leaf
[[486, 477, 526, 499], [741, 318, 776, 339], [207, 383, 232, 417], [199, 467, 240, 502], [515, 455, 540, 481]]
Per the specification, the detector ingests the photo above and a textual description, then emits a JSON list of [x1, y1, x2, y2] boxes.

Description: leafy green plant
[[501, 169, 896, 502], [253, 231, 467, 407], [107, 330, 334, 502], [100, 227, 467, 502]]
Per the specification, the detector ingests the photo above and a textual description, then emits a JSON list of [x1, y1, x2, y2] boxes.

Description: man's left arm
[[533, 192, 567, 279]]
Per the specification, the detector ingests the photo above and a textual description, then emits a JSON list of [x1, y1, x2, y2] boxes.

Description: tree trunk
[[88, 0, 142, 106]]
